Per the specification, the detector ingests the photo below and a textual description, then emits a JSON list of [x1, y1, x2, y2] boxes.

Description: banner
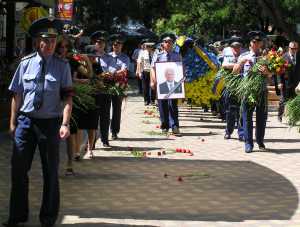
[[20, 7, 48, 32], [56, 0, 74, 21]]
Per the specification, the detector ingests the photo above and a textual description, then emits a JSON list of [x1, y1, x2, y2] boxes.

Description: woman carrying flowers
[[56, 36, 94, 174], [90, 31, 118, 148]]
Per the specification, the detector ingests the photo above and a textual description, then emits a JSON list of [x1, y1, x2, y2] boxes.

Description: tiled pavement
[[1, 91, 300, 227]]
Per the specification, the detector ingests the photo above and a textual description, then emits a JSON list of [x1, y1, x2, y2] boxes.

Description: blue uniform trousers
[[9, 114, 60, 226], [96, 93, 112, 143], [111, 95, 123, 134], [225, 91, 244, 137], [242, 96, 268, 150], [158, 99, 179, 130]]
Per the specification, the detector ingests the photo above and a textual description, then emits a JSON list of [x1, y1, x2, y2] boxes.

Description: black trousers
[[142, 71, 156, 104], [96, 93, 112, 143], [278, 86, 296, 118], [111, 95, 123, 134], [9, 114, 60, 226], [158, 99, 179, 130]]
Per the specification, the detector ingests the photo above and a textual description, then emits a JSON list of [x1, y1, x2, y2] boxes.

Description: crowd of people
[[3, 14, 300, 227], [209, 31, 300, 153]]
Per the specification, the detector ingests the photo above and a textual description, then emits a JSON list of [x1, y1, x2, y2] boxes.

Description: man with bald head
[[159, 67, 182, 94]]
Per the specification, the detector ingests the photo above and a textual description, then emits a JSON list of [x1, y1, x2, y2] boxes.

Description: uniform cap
[[160, 33, 176, 43], [247, 31, 265, 42], [90, 30, 108, 42], [229, 36, 243, 47], [110, 34, 125, 44], [28, 17, 63, 38]]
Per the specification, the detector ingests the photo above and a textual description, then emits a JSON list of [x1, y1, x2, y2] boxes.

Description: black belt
[[18, 112, 61, 121]]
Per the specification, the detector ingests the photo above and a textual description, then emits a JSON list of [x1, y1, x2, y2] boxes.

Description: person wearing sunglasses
[[278, 41, 299, 122]]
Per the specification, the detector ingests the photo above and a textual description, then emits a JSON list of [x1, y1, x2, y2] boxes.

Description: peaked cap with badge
[[28, 17, 63, 38]]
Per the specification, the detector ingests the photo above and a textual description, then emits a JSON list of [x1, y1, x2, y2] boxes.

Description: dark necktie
[[33, 59, 46, 110], [291, 55, 296, 65], [166, 52, 171, 61]]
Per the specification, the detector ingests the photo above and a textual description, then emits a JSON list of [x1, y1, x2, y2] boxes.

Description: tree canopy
[[74, 0, 300, 41]]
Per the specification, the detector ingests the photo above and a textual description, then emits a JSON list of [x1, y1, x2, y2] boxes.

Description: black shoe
[[161, 128, 169, 133], [2, 221, 24, 227], [172, 127, 182, 137], [111, 133, 118, 140], [144, 102, 150, 106], [258, 143, 267, 151], [224, 134, 231, 140], [278, 116, 282, 122], [103, 142, 110, 147]]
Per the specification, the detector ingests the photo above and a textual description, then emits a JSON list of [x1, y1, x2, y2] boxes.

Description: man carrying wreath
[[233, 31, 272, 153]]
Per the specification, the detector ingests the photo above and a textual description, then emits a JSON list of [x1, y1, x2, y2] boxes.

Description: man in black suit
[[278, 41, 299, 121], [159, 68, 182, 95]]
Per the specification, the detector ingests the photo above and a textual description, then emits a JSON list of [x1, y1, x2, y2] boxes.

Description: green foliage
[[75, 0, 300, 40], [285, 95, 300, 127]]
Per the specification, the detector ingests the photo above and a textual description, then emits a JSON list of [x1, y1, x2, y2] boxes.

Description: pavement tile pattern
[[1, 87, 300, 226]]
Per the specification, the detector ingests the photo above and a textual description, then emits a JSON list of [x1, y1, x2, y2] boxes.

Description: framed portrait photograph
[[155, 61, 185, 99]]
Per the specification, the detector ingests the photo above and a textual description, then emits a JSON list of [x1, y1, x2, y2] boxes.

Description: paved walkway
[[1, 89, 300, 227]]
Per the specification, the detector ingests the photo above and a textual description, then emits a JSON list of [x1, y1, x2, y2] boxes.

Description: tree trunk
[[257, 0, 300, 41]]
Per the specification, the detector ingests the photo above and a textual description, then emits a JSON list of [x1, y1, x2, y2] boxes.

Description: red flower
[[183, 149, 186, 153], [147, 152, 151, 155], [201, 138, 205, 142], [128, 147, 133, 151], [177, 176, 183, 182], [73, 54, 81, 61], [162, 150, 166, 155], [187, 149, 191, 153], [157, 152, 162, 156], [156, 125, 160, 129], [176, 148, 180, 152], [164, 173, 168, 178]]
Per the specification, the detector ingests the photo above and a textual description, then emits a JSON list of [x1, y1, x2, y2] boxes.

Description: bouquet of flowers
[[228, 50, 290, 107], [94, 71, 129, 96], [267, 49, 290, 75], [67, 53, 96, 111], [111, 71, 129, 96], [73, 83, 96, 111]]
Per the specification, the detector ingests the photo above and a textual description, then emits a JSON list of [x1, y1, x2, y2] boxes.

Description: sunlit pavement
[[1, 90, 300, 227]]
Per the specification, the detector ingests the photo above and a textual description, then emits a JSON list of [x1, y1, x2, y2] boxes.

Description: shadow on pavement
[[56, 158, 298, 222], [265, 148, 300, 154], [264, 138, 300, 143], [180, 124, 225, 129], [181, 132, 218, 137], [102, 145, 162, 152], [116, 137, 173, 142], [0, 144, 298, 224]]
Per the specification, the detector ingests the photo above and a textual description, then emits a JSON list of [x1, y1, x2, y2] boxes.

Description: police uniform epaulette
[[21, 52, 37, 61]]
